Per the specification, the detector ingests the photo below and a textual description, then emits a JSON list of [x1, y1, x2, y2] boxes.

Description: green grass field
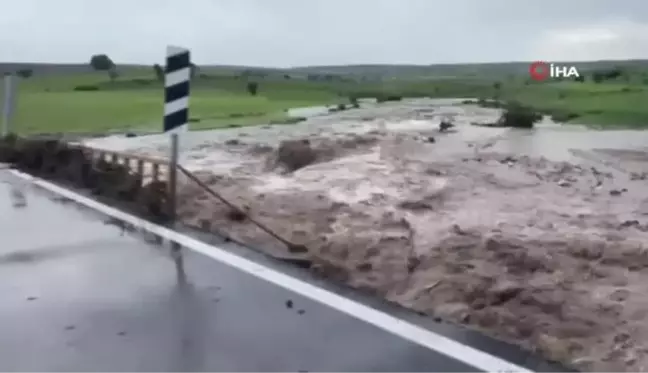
[[3, 64, 648, 134], [5, 71, 347, 134]]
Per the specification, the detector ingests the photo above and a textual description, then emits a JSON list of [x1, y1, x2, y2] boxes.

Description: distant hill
[[0, 63, 129, 76], [2, 59, 647, 79], [289, 60, 648, 77], [0, 62, 291, 77]]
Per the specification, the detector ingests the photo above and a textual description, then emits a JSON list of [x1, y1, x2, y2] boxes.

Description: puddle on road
[[0, 178, 29, 210]]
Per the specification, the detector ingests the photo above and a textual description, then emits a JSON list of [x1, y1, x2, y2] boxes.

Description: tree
[[190, 63, 199, 79], [591, 68, 623, 83], [89, 54, 114, 71], [492, 81, 502, 100], [107, 67, 119, 82], [15, 69, 33, 78], [605, 68, 623, 80], [153, 64, 164, 81], [89, 54, 116, 80], [574, 75, 585, 83], [246, 82, 259, 96]]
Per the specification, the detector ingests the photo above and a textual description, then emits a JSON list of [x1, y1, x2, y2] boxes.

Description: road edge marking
[[10, 169, 533, 373]]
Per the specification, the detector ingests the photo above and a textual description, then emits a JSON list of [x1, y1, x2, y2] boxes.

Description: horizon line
[[1, 58, 647, 69]]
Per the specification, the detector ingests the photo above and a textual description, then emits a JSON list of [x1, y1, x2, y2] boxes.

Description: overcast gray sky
[[1, 0, 647, 66]]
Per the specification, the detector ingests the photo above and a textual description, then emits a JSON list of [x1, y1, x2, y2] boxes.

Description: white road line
[[10, 170, 532, 373]]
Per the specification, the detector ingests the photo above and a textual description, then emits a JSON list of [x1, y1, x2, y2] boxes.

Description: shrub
[[497, 101, 542, 128], [477, 98, 502, 108], [131, 78, 152, 85], [275, 139, 316, 171], [246, 82, 259, 96], [73, 85, 100, 92], [269, 117, 306, 125], [376, 94, 402, 103], [16, 69, 33, 78], [550, 111, 580, 123]]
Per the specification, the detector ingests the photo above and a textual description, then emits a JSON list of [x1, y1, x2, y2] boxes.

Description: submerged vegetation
[[498, 101, 543, 128]]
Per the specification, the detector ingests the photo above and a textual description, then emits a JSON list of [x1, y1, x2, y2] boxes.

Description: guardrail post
[[152, 163, 159, 182], [168, 134, 184, 280]]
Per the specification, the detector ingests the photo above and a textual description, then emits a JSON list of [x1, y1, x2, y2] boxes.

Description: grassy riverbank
[[487, 81, 648, 128], [5, 72, 344, 134], [348, 78, 648, 128], [2, 62, 648, 134]]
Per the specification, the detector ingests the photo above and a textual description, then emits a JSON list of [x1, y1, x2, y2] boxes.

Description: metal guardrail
[[72, 144, 171, 185], [75, 144, 310, 263]]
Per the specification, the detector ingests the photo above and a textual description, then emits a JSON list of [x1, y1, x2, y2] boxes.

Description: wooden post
[[152, 163, 160, 182], [136, 159, 144, 185]]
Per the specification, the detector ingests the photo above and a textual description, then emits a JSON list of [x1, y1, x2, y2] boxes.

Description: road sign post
[[164, 45, 191, 281]]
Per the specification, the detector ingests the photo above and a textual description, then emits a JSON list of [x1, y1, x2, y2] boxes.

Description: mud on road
[[86, 101, 648, 371]]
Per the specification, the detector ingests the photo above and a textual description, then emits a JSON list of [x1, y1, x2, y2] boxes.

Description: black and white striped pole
[[164, 45, 190, 280]]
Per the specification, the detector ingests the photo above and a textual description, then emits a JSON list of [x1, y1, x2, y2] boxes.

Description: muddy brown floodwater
[[86, 99, 648, 371]]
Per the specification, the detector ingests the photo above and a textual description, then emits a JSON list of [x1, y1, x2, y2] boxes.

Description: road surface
[[0, 170, 565, 372]]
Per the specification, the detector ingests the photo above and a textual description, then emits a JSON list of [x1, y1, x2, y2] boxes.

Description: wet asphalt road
[[0, 171, 563, 372]]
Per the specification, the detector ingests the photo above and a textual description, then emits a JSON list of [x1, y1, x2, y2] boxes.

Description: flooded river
[[85, 99, 648, 371], [86, 98, 648, 168]]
